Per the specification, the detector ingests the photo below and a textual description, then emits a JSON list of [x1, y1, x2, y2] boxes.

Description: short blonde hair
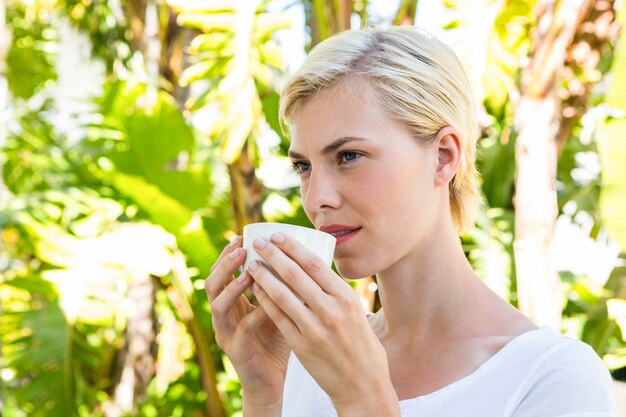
[[279, 26, 481, 234]]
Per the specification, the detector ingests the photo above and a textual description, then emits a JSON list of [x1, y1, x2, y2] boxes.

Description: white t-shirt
[[281, 326, 618, 416]]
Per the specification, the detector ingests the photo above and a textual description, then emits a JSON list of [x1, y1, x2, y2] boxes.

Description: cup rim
[[243, 222, 333, 238]]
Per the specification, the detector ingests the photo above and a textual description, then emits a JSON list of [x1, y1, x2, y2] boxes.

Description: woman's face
[[288, 84, 445, 279]]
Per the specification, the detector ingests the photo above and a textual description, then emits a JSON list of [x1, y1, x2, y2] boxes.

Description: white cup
[[242, 222, 336, 272]]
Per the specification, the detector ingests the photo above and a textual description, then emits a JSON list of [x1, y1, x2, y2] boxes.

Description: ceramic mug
[[241, 222, 336, 272]]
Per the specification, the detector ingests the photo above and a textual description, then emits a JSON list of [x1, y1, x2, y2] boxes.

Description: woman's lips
[[332, 228, 360, 245], [320, 225, 362, 246]]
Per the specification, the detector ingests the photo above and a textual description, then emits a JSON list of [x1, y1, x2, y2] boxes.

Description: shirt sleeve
[[511, 341, 618, 417]]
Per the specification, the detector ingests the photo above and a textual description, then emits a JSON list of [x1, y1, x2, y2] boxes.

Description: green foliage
[[1, 275, 74, 417], [85, 79, 219, 278], [557, 135, 602, 221], [0, 191, 131, 416], [174, 0, 290, 164], [2, 0, 626, 415], [561, 268, 626, 370], [598, 6, 626, 250], [463, 204, 515, 303], [2, 98, 76, 193], [484, 0, 534, 114], [1, 56, 228, 417], [58, 0, 132, 70], [5, 0, 58, 99], [477, 122, 516, 209], [91, 80, 213, 209], [136, 362, 210, 417]]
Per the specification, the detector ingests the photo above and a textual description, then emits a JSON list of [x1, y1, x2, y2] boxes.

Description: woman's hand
[[205, 236, 291, 414], [247, 233, 400, 416]]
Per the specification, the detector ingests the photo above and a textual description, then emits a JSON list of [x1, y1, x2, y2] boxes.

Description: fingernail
[[253, 238, 268, 249], [271, 232, 285, 244], [248, 261, 259, 271], [229, 248, 242, 259], [237, 271, 248, 283], [229, 236, 239, 246]]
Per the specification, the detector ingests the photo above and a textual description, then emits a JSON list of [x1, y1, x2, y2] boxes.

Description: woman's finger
[[231, 304, 270, 344], [210, 271, 253, 330], [252, 280, 302, 344], [248, 262, 306, 332], [269, 232, 350, 296], [205, 246, 247, 302], [210, 236, 241, 273], [250, 237, 327, 308]]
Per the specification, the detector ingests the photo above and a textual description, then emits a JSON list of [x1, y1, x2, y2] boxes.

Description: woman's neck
[[373, 229, 482, 344]]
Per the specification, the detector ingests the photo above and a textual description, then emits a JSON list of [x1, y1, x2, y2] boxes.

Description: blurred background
[[1, 0, 626, 416]]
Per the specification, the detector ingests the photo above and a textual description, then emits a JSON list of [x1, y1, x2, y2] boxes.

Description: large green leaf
[[92, 81, 214, 210], [1, 276, 73, 417], [598, 7, 626, 250], [107, 172, 217, 278], [101, 82, 193, 171]]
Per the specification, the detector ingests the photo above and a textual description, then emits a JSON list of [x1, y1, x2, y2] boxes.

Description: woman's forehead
[[289, 91, 381, 145]]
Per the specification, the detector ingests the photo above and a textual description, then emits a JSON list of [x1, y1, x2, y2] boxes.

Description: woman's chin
[[334, 262, 375, 281]]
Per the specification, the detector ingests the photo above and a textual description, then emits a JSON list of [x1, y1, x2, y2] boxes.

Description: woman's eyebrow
[[288, 137, 369, 159]]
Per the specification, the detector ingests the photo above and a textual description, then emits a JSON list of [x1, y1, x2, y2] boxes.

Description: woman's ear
[[434, 126, 462, 187]]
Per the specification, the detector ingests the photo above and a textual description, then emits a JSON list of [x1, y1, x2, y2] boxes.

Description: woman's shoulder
[[465, 325, 613, 398], [522, 326, 612, 380], [506, 327, 618, 414], [499, 326, 607, 370]]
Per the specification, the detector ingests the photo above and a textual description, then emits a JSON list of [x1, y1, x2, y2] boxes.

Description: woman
[[205, 26, 616, 416]]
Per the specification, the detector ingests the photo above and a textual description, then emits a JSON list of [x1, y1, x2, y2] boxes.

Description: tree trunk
[[308, 0, 353, 47], [105, 275, 157, 417], [158, 5, 192, 107], [228, 141, 264, 233], [122, 0, 147, 56], [514, 96, 562, 328], [169, 252, 226, 417], [514, 0, 594, 328]]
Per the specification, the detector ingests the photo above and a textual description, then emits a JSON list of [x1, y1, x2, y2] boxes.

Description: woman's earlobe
[[435, 127, 462, 186]]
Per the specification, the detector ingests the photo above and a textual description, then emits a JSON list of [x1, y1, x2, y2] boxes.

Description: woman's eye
[[292, 161, 311, 173], [340, 151, 361, 163]]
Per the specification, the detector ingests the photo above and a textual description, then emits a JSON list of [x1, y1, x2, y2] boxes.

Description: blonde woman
[[206, 26, 616, 416]]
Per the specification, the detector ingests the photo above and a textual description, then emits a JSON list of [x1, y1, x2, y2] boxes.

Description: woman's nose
[[302, 169, 342, 212]]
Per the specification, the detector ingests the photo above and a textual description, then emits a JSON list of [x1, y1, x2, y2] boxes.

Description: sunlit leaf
[[607, 299, 626, 340], [258, 41, 285, 70], [1, 277, 73, 417], [442, 19, 462, 29], [250, 59, 274, 87], [218, 78, 259, 163], [18, 216, 174, 277], [189, 32, 233, 52], [253, 12, 291, 40], [180, 61, 217, 87], [108, 172, 217, 277], [598, 7, 626, 250], [168, 0, 236, 13], [176, 12, 236, 31]]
